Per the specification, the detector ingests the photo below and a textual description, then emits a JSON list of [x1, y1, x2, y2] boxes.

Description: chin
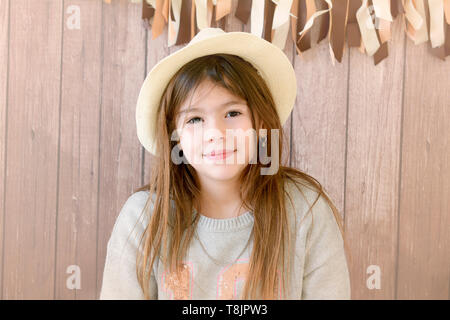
[[199, 164, 245, 181]]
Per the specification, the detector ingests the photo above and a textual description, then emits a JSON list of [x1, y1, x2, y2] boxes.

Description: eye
[[186, 111, 241, 124], [226, 111, 242, 118], [186, 117, 202, 125]]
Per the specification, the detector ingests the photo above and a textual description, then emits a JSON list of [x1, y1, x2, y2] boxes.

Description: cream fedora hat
[[136, 27, 297, 156]]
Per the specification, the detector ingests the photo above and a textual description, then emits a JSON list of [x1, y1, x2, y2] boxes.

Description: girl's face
[[175, 80, 256, 181]]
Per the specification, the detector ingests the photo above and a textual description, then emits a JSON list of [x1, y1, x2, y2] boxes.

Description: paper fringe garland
[[103, 0, 450, 65]]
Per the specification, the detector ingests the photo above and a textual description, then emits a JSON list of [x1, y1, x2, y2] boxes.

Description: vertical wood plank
[[397, 2, 450, 299], [95, 0, 146, 299], [3, 0, 62, 299], [55, 0, 103, 299], [290, 26, 349, 220], [345, 17, 406, 299], [0, 0, 9, 299], [282, 43, 294, 169]]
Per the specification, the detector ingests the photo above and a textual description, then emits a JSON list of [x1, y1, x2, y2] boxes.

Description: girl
[[100, 28, 351, 300]]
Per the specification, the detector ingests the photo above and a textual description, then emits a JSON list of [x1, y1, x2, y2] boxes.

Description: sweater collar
[[193, 208, 254, 232]]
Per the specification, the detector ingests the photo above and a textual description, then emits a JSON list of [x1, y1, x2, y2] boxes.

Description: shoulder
[[107, 190, 154, 256], [283, 175, 341, 236], [283, 175, 322, 218], [116, 190, 153, 227], [127, 190, 152, 209], [282, 175, 347, 274]]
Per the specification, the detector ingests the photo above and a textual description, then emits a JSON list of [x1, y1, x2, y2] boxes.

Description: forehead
[[179, 81, 247, 114], [178, 100, 247, 116]]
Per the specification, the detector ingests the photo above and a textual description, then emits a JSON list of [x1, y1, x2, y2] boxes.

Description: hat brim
[[136, 31, 297, 156]]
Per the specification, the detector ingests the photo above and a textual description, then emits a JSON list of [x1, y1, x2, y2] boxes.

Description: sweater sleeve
[[99, 191, 158, 300], [301, 193, 351, 300]]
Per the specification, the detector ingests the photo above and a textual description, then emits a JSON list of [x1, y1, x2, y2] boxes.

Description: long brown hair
[[131, 53, 351, 299]]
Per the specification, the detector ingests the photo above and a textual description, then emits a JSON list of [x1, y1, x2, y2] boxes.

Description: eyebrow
[[178, 100, 246, 115]]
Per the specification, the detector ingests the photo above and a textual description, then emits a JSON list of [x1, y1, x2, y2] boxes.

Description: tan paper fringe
[[104, 0, 450, 63]]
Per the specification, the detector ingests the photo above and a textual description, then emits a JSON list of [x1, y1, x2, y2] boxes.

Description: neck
[[196, 175, 248, 219]]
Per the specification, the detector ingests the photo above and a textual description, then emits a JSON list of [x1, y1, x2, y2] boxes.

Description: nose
[[202, 116, 227, 143]]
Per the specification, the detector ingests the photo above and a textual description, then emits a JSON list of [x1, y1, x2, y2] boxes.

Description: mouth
[[203, 149, 237, 160]]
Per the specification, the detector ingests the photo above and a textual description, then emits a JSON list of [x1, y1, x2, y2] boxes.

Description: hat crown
[[189, 27, 226, 45]]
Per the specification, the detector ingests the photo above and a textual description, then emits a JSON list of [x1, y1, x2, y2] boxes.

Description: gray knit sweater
[[99, 178, 351, 300]]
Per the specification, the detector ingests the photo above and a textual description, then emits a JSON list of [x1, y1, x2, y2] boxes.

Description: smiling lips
[[203, 149, 237, 160]]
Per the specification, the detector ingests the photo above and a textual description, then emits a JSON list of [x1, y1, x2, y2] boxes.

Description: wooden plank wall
[[0, 0, 449, 300]]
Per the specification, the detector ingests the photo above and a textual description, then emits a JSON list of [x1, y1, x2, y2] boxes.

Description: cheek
[[179, 131, 190, 150], [179, 129, 200, 155], [235, 118, 257, 160], [236, 114, 253, 128]]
